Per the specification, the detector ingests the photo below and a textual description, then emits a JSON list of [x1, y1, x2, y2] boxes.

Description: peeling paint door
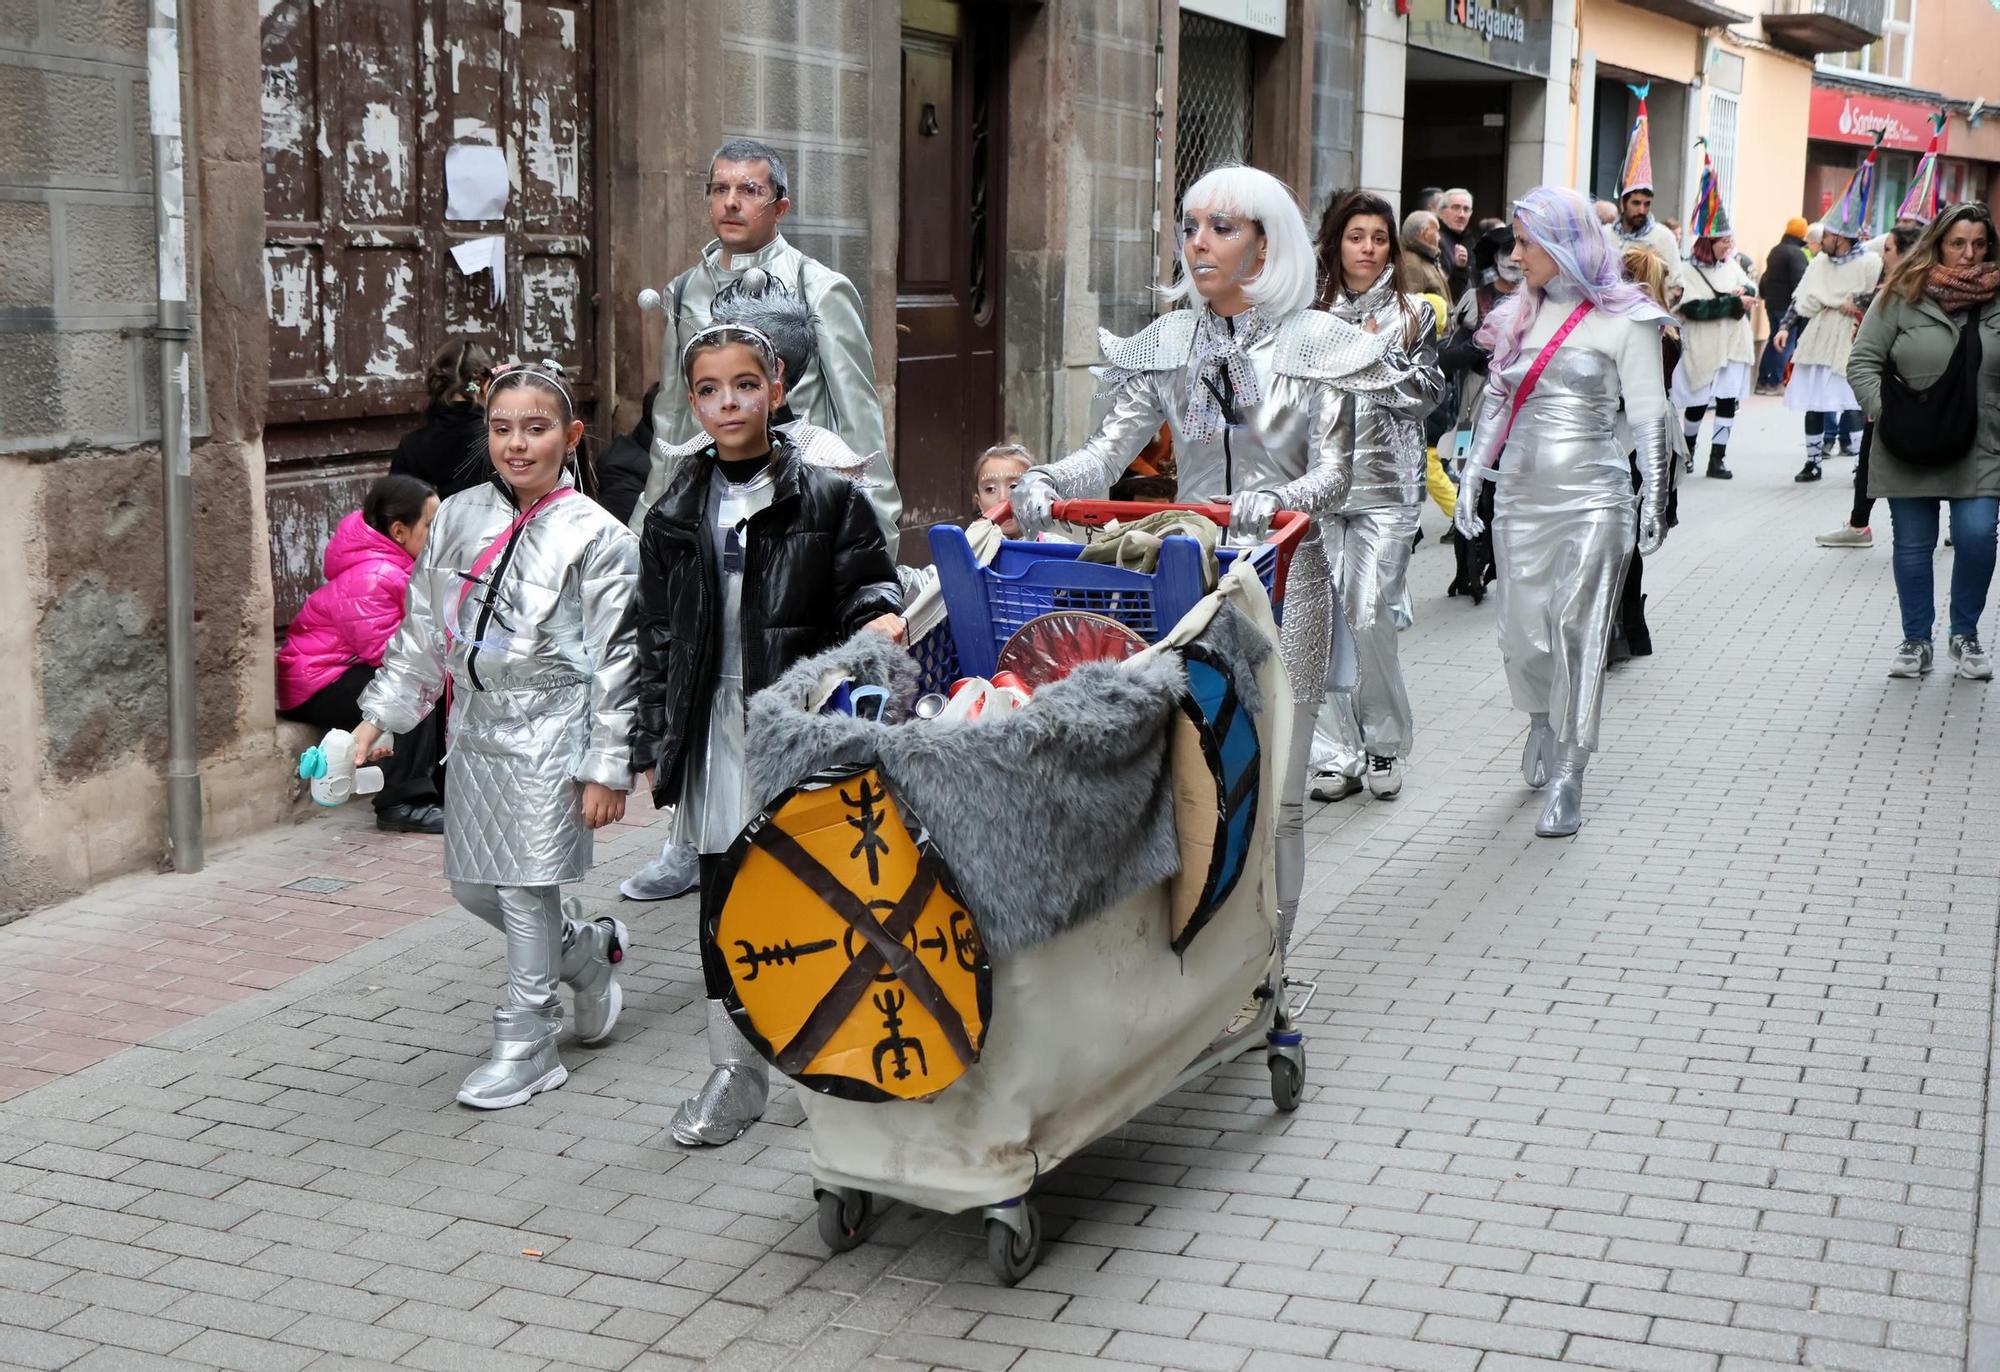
[[895, 0, 1007, 531], [259, 0, 597, 626]]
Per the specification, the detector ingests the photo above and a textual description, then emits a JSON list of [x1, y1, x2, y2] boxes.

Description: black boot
[[1707, 445, 1733, 479], [1625, 594, 1652, 657], [377, 802, 444, 834], [1794, 460, 1823, 483]]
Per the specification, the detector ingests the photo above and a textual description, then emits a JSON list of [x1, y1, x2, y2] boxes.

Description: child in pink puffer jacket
[[278, 474, 447, 832]]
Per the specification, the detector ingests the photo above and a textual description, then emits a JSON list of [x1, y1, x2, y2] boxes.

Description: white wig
[[1162, 164, 1317, 317]]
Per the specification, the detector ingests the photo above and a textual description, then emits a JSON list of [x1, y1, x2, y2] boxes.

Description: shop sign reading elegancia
[[1408, 0, 1554, 77]]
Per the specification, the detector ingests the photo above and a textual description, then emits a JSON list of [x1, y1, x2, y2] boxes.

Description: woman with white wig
[[1014, 163, 1427, 947], [1453, 185, 1674, 838]]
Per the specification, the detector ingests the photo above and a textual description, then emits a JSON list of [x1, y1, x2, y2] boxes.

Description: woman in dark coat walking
[[389, 338, 494, 499]]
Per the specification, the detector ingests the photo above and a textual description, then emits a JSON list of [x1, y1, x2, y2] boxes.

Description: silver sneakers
[[1888, 639, 1934, 679], [559, 906, 629, 1046], [1815, 525, 1873, 548], [1950, 634, 1993, 681], [620, 840, 700, 901], [1521, 714, 1554, 789], [458, 1006, 566, 1110], [1309, 770, 1362, 802], [670, 999, 770, 1147], [1366, 754, 1403, 800]]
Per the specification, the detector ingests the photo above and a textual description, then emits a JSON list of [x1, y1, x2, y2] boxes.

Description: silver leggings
[[451, 881, 567, 1013], [1274, 697, 1317, 949]]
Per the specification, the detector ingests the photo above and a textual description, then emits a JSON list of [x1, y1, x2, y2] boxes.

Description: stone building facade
[[0, 0, 1362, 914]]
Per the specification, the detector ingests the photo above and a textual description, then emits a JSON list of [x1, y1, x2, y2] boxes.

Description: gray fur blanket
[[746, 635, 1185, 954]]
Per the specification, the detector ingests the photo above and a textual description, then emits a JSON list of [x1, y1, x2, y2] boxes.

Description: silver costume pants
[[1492, 505, 1633, 753], [1273, 535, 1334, 946], [451, 881, 568, 1013], [1313, 506, 1418, 769]]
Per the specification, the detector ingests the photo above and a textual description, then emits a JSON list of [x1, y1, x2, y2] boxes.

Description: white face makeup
[[687, 342, 783, 460], [1181, 205, 1266, 314], [485, 386, 575, 502]]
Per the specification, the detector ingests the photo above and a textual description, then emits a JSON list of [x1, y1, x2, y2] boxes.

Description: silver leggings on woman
[[450, 882, 566, 1013], [1273, 536, 1335, 949]]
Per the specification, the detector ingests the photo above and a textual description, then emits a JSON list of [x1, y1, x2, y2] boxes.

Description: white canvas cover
[[798, 563, 1292, 1213]]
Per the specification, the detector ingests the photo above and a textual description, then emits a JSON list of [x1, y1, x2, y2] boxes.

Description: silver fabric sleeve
[[573, 527, 642, 789], [1041, 371, 1171, 498], [1633, 413, 1674, 548], [1461, 373, 1512, 476], [1271, 379, 1348, 516], [358, 530, 447, 737], [1371, 305, 1446, 419]]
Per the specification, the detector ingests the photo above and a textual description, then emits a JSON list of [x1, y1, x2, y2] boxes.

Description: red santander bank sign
[[1809, 87, 1944, 153]]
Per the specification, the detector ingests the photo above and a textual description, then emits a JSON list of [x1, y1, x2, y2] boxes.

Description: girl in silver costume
[[1014, 164, 1427, 948], [353, 365, 643, 1109], [1305, 190, 1447, 804], [1454, 186, 1675, 838]]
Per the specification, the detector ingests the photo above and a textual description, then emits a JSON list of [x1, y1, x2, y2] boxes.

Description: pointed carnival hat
[[1618, 84, 1654, 197], [1895, 112, 1948, 223], [1823, 131, 1885, 240], [1687, 138, 1731, 238]]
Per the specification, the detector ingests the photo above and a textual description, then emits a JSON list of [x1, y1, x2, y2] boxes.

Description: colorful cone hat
[[1619, 84, 1654, 197], [1824, 131, 1885, 240], [1687, 138, 1731, 238], [1896, 112, 1948, 223]]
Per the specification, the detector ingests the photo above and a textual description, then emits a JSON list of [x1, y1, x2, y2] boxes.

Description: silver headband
[[489, 360, 573, 409], [679, 322, 780, 383]]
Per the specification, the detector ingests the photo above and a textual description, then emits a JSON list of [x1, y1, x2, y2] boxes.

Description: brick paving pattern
[[0, 400, 1995, 1370]]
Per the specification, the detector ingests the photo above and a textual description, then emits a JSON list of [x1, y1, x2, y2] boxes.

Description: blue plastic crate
[[928, 524, 1280, 680]]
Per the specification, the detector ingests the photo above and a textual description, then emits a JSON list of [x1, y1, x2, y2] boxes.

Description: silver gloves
[[1453, 462, 1490, 541], [1011, 468, 1060, 537], [1227, 489, 1281, 546], [1633, 415, 1673, 556]]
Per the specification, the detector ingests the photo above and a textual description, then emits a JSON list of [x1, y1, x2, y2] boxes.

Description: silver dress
[[1466, 285, 1671, 753], [1312, 279, 1445, 773], [649, 234, 901, 553], [361, 477, 642, 884]]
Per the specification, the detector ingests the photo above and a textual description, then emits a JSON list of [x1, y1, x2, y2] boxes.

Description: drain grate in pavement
[[282, 876, 357, 895]]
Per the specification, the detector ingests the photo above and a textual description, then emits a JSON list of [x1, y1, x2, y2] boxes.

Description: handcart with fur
[[704, 502, 1314, 1285]]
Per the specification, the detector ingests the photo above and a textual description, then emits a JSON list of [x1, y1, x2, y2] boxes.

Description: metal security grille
[[1175, 13, 1253, 206], [1706, 91, 1740, 217]]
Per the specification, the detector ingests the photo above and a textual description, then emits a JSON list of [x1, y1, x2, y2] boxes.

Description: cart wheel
[[985, 1204, 1041, 1286], [816, 1189, 873, 1253], [1269, 1051, 1305, 1112]]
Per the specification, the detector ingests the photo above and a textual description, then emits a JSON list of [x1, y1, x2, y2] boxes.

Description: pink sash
[[1499, 301, 1595, 449], [448, 486, 579, 639]]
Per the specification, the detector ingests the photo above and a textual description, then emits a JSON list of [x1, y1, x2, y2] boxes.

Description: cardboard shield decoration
[[713, 767, 992, 1103], [1168, 644, 1260, 954]]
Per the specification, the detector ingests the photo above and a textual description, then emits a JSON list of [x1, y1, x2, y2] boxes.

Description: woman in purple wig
[[1452, 186, 1674, 837]]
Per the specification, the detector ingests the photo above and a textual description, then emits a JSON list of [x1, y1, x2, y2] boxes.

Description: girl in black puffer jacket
[[631, 321, 903, 1149]]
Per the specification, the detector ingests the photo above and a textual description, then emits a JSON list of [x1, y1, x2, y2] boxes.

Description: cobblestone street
[[1, 397, 1995, 1372]]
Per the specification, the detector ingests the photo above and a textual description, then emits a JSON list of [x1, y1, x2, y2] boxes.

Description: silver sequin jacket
[[361, 478, 641, 886], [1319, 281, 1446, 513]]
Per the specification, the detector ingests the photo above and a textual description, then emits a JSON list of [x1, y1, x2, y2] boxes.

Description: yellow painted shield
[[713, 767, 991, 1102]]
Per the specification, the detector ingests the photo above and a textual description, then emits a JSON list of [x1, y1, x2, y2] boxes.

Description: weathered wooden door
[[895, 0, 1007, 536], [260, 0, 596, 624]]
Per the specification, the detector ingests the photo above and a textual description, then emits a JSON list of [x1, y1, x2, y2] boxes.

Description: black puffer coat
[[389, 400, 489, 498], [594, 384, 658, 527], [630, 435, 901, 803]]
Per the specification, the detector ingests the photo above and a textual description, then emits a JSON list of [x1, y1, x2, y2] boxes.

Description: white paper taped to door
[[445, 145, 509, 222], [450, 235, 505, 305]]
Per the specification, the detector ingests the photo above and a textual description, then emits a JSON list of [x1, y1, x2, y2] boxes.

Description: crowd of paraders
[[272, 122, 1999, 1134]]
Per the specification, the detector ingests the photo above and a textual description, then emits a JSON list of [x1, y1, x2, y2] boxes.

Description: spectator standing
[[390, 339, 493, 499], [1438, 188, 1476, 299], [1401, 210, 1452, 300], [1757, 217, 1810, 393], [1845, 202, 2000, 681]]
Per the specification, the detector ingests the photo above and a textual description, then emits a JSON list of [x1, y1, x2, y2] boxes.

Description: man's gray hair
[[709, 137, 790, 200], [711, 290, 816, 386], [1403, 210, 1439, 239], [1443, 188, 1473, 209]]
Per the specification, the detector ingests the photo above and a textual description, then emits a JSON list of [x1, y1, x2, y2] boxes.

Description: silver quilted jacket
[[361, 477, 641, 885], [1320, 275, 1445, 513]]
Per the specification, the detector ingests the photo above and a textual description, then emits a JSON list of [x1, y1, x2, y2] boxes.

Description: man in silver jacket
[[1014, 165, 1424, 948], [358, 381, 642, 1108], [624, 137, 903, 904]]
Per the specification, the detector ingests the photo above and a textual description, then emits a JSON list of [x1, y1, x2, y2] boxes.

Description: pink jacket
[[276, 511, 415, 710]]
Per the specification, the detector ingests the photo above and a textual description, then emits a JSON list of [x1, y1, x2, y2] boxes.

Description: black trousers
[[1851, 420, 1876, 530], [281, 664, 444, 811], [699, 853, 730, 998]]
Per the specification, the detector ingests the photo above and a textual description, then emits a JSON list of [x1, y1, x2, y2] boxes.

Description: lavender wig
[[1477, 185, 1669, 368]]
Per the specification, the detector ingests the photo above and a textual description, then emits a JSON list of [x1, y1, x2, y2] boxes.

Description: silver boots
[[458, 1006, 566, 1109], [1522, 713, 1554, 789], [670, 998, 769, 1147], [1536, 745, 1588, 838], [558, 902, 629, 1046]]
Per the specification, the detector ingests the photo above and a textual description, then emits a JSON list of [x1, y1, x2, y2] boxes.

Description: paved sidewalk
[[0, 397, 1995, 1371]]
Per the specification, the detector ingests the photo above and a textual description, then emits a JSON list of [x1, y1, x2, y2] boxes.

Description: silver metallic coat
[[1038, 303, 1422, 703], [361, 478, 641, 885], [1320, 279, 1446, 512], [1464, 286, 1671, 751], [648, 234, 901, 552]]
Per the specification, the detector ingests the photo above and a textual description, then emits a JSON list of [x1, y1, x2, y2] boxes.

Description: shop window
[[1820, 0, 1915, 84], [1175, 13, 1253, 205]]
